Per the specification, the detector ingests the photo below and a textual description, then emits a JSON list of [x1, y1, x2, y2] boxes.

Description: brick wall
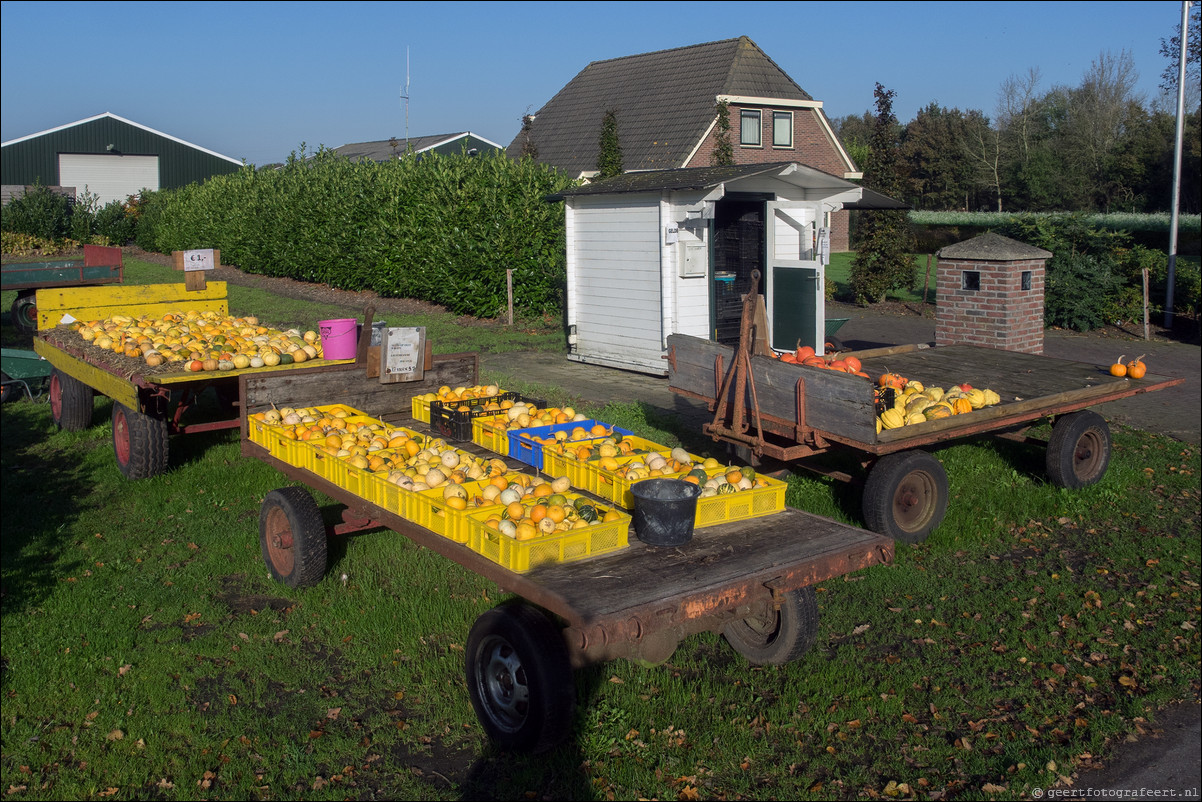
[[935, 258, 1046, 354], [688, 105, 852, 251]]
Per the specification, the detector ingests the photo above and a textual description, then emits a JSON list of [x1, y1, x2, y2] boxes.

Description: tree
[[1158, 2, 1201, 112], [596, 109, 623, 178], [849, 84, 916, 305], [711, 100, 734, 166], [834, 112, 874, 172], [518, 110, 538, 160], [900, 103, 979, 210]]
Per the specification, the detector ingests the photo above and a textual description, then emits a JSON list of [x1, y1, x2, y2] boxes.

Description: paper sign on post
[[183, 249, 216, 271], [380, 327, 426, 383]]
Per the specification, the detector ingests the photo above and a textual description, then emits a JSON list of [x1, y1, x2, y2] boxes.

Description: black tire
[[259, 487, 328, 588], [862, 450, 948, 543], [49, 368, 94, 431], [111, 402, 169, 479], [11, 292, 37, 335], [1046, 410, 1111, 489], [722, 586, 820, 666], [465, 602, 575, 754]]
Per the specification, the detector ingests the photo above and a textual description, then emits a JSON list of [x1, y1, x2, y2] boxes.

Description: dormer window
[[773, 111, 793, 148], [740, 109, 762, 147]]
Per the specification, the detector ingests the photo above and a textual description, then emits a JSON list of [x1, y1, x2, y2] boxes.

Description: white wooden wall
[[566, 196, 665, 372]]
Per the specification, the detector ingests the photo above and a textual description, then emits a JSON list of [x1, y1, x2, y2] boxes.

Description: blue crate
[[509, 419, 635, 469]]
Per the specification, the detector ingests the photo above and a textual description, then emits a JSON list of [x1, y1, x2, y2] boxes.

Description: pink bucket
[[318, 318, 358, 360]]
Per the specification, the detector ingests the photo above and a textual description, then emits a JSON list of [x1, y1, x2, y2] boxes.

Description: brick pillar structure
[[935, 232, 1052, 354]]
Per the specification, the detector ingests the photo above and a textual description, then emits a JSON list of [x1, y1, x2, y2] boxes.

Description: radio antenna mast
[[399, 47, 410, 150]]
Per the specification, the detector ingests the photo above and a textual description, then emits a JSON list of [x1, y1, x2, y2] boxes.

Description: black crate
[[430, 392, 545, 441]]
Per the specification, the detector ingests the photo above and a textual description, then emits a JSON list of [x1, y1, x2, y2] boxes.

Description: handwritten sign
[[380, 326, 426, 383], [183, 249, 216, 271]]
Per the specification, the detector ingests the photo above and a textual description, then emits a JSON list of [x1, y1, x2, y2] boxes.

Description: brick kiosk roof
[[937, 232, 1052, 261]]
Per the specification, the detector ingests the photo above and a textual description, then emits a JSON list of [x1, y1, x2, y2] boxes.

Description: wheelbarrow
[[824, 317, 850, 350], [1, 348, 52, 402]]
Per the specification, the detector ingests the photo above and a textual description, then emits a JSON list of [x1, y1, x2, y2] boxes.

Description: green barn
[[1, 112, 243, 206]]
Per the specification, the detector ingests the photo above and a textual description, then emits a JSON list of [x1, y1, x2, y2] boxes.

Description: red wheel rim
[[263, 506, 295, 576], [113, 407, 131, 466], [50, 373, 63, 421]]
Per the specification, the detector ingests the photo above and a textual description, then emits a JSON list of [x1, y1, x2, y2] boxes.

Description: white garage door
[[58, 154, 160, 206]]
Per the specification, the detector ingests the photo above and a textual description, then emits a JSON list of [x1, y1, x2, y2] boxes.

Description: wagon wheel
[[862, 450, 948, 544], [49, 368, 94, 431], [111, 402, 169, 479], [1045, 410, 1111, 489], [465, 602, 575, 754], [722, 586, 820, 666], [0, 372, 17, 404], [259, 487, 328, 588], [11, 292, 37, 335]]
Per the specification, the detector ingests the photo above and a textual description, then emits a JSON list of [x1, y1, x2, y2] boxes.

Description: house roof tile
[[508, 37, 815, 176]]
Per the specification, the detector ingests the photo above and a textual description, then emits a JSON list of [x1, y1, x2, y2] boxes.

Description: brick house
[[506, 36, 863, 251]]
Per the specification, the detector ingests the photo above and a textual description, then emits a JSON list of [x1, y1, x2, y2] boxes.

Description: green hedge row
[[138, 148, 576, 319]]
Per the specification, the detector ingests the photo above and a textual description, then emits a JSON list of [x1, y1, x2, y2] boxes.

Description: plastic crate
[[694, 475, 788, 527], [431, 392, 542, 441], [309, 448, 373, 497], [407, 482, 498, 543], [542, 449, 697, 509], [466, 510, 630, 573], [536, 434, 669, 469], [510, 420, 638, 469], [472, 414, 511, 452], [411, 395, 434, 423]]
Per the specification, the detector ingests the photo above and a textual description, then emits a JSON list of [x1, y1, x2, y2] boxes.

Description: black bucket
[[630, 478, 702, 547]]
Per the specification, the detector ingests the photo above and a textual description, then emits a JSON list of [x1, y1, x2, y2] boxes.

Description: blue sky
[[0, 1, 1187, 166]]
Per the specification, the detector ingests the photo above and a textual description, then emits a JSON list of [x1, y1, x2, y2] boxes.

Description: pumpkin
[[952, 397, 973, 415], [843, 356, 862, 373], [924, 403, 953, 421], [1126, 355, 1147, 379], [879, 408, 906, 429], [575, 503, 598, 523], [879, 372, 907, 390], [1109, 355, 1128, 377], [796, 344, 816, 362]]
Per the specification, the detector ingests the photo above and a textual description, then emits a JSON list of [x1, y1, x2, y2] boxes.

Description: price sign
[[183, 249, 216, 271], [380, 326, 426, 383]]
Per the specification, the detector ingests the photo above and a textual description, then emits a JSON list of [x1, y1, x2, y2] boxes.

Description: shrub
[[1043, 252, 1126, 331], [95, 199, 137, 245], [1, 184, 73, 240]]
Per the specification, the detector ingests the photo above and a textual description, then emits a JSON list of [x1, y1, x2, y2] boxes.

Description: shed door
[[58, 154, 160, 206], [765, 202, 825, 353]]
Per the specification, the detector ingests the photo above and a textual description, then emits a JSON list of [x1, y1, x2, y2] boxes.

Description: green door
[[772, 266, 818, 351]]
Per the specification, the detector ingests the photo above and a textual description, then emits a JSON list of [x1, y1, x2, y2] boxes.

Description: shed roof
[[937, 232, 1052, 260], [333, 132, 505, 162], [1, 112, 242, 165], [553, 162, 860, 200], [509, 37, 817, 176]]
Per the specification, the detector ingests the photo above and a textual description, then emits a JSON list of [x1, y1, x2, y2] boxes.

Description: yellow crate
[[408, 482, 495, 543], [411, 395, 433, 424], [247, 417, 313, 468], [472, 415, 511, 453], [542, 449, 695, 509], [466, 512, 630, 573], [370, 472, 417, 519], [694, 475, 788, 527], [309, 448, 372, 497]]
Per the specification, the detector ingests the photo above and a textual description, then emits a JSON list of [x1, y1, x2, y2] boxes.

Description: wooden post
[[922, 254, 932, 305], [506, 269, 514, 326], [1143, 267, 1150, 341], [172, 249, 220, 291]]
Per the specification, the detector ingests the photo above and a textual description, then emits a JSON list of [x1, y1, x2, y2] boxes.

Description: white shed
[[554, 162, 867, 376]]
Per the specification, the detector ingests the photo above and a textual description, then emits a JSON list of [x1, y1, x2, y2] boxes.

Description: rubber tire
[[722, 586, 820, 666], [465, 602, 575, 754], [11, 292, 37, 335], [259, 487, 328, 588], [1046, 410, 1111, 489], [111, 402, 169, 479], [49, 368, 94, 431], [0, 372, 17, 404], [862, 450, 949, 544]]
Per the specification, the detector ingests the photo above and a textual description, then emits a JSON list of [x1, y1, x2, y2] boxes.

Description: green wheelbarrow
[[1, 348, 52, 402], [824, 317, 850, 350]]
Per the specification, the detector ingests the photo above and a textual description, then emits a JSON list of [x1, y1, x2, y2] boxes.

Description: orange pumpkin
[[780, 352, 798, 363], [796, 344, 816, 362], [879, 372, 907, 390], [1126, 355, 1147, 379], [1109, 355, 1128, 377], [843, 356, 862, 373], [952, 397, 973, 415]]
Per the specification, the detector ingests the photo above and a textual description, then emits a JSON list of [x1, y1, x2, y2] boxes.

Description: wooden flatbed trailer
[[31, 281, 354, 479], [2, 245, 124, 334], [239, 355, 894, 754], [667, 275, 1184, 543]]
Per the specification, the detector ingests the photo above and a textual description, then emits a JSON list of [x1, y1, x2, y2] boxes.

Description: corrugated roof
[[333, 132, 504, 162], [508, 37, 814, 176]]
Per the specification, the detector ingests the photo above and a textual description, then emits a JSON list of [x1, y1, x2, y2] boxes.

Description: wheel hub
[[479, 636, 529, 732]]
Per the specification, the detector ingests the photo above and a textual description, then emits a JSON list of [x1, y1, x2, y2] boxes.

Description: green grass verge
[[2, 373, 1197, 800], [826, 252, 939, 306]]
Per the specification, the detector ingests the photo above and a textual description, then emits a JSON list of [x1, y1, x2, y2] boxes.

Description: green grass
[[825, 252, 939, 306], [2, 363, 1198, 800]]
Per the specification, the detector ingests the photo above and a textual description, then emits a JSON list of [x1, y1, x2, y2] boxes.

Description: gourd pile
[[875, 373, 1002, 433], [69, 310, 322, 371]]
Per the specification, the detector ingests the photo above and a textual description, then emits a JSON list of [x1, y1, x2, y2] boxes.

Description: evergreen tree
[[849, 84, 916, 305], [596, 109, 624, 178], [711, 100, 734, 166]]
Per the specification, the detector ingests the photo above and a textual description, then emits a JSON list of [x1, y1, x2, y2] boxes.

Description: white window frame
[[739, 109, 762, 147], [772, 110, 794, 148]]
